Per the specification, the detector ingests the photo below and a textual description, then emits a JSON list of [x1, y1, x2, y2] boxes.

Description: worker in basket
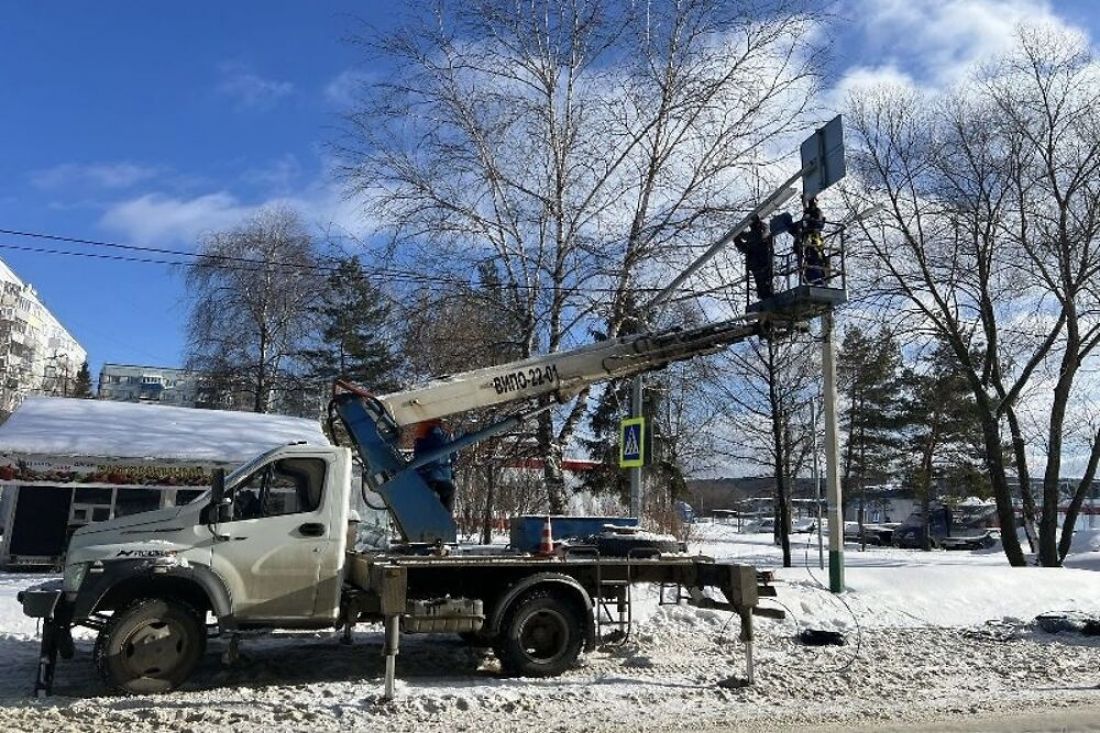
[[796, 197, 827, 285], [412, 418, 456, 514], [735, 214, 774, 300]]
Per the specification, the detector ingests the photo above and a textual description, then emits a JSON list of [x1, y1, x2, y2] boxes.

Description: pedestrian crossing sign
[[619, 417, 645, 468]]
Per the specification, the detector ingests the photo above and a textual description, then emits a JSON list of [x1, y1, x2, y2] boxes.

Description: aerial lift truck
[[18, 118, 851, 698]]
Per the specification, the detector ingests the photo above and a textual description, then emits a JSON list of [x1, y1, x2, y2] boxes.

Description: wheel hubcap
[[519, 609, 568, 663], [122, 619, 187, 678]]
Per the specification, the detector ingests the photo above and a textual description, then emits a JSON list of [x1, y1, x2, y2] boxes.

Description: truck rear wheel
[[496, 590, 584, 677], [94, 598, 206, 694]]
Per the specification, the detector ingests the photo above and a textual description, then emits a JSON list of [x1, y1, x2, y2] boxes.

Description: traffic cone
[[538, 516, 554, 555]]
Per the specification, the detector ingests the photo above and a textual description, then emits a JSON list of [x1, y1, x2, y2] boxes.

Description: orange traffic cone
[[538, 515, 554, 555]]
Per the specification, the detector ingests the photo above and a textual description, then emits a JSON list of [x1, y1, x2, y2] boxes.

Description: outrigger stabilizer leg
[[35, 619, 60, 697], [382, 614, 400, 701]]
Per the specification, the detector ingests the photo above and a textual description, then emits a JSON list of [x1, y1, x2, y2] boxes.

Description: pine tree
[[300, 257, 401, 395], [837, 327, 905, 547], [72, 361, 93, 398], [900, 340, 986, 549], [578, 294, 651, 508]]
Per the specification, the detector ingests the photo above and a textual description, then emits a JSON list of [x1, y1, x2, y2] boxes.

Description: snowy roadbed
[[0, 529, 1098, 732], [0, 606, 1097, 733]]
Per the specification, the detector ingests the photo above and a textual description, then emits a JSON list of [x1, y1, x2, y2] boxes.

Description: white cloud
[[827, 64, 919, 111], [31, 162, 159, 190], [99, 182, 374, 247], [846, 0, 1072, 87], [324, 69, 374, 108], [217, 62, 294, 109], [99, 192, 255, 245], [240, 154, 303, 192]]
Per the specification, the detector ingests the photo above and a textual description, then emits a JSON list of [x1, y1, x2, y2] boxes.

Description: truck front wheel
[[94, 598, 207, 694], [496, 590, 584, 677]]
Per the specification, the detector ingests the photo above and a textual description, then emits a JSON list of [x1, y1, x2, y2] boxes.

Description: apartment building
[[0, 259, 86, 416], [97, 363, 201, 406]]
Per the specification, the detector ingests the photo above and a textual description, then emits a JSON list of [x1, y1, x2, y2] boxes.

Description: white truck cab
[[22, 443, 353, 694]]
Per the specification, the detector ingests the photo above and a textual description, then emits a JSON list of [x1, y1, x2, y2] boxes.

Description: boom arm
[[375, 314, 763, 427], [330, 314, 764, 545]]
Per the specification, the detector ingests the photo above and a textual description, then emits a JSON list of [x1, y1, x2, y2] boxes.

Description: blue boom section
[[332, 393, 457, 544]]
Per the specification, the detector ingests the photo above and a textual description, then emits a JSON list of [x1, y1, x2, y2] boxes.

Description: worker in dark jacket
[[735, 215, 774, 300], [799, 197, 827, 284], [412, 419, 456, 514]]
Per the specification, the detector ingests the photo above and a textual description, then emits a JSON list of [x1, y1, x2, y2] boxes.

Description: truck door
[[210, 455, 340, 623]]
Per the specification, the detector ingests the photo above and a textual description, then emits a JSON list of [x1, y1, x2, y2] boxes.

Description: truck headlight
[[63, 562, 88, 592]]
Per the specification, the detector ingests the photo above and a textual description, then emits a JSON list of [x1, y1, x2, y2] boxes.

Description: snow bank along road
[[0, 528, 1098, 732]]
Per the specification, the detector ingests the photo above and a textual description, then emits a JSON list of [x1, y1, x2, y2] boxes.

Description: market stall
[[0, 397, 329, 568]]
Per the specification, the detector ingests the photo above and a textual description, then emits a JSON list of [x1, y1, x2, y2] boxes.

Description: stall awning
[[0, 397, 330, 464]]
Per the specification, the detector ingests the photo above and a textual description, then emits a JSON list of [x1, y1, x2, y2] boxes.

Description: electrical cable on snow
[[712, 528, 863, 676], [793, 527, 862, 674]]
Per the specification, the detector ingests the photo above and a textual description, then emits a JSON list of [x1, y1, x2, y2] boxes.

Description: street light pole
[[811, 399, 824, 571], [822, 308, 844, 593]]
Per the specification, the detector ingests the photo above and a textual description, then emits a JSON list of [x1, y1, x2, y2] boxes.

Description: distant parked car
[[790, 518, 817, 534], [747, 517, 775, 534], [843, 522, 893, 546], [939, 531, 998, 551], [893, 524, 997, 550]]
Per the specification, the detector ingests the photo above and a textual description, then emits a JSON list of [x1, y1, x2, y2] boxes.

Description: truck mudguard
[[71, 559, 234, 625], [488, 572, 596, 651]]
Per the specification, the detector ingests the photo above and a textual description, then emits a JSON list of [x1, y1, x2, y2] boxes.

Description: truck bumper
[[17, 580, 73, 697], [17, 579, 65, 619]]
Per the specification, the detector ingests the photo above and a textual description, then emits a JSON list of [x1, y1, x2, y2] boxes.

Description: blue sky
[[0, 1, 1097, 375]]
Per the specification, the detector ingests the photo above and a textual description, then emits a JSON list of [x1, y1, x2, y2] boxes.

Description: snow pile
[[0, 397, 329, 463], [778, 565, 1100, 630], [688, 524, 1100, 630], [1065, 527, 1100, 571], [0, 574, 46, 641]]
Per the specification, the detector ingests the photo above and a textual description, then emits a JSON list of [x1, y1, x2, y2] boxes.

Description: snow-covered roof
[[958, 496, 996, 507], [0, 397, 330, 463]]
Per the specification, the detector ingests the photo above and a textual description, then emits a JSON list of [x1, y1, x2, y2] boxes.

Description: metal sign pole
[[629, 375, 643, 518], [821, 307, 844, 592]]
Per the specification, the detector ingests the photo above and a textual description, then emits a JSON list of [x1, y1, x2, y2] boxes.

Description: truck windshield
[[225, 447, 284, 488], [186, 447, 286, 507]]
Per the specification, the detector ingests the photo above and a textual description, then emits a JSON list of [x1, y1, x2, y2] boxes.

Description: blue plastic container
[[509, 515, 639, 552]]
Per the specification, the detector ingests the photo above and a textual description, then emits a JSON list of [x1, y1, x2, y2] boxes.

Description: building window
[[115, 488, 162, 517]]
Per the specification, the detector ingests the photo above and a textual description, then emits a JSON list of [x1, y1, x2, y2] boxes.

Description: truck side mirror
[[210, 468, 226, 505], [208, 468, 232, 522]]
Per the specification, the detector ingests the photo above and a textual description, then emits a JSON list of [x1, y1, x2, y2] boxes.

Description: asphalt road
[[796, 703, 1100, 733]]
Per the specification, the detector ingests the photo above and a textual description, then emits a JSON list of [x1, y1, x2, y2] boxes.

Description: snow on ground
[[690, 525, 1100, 630], [0, 526, 1098, 732]]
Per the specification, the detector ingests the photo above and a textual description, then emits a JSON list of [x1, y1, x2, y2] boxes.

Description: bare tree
[[709, 332, 818, 566], [184, 207, 323, 414], [986, 28, 1100, 565], [845, 25, 1100, 566], [338, 0, 823, 512]]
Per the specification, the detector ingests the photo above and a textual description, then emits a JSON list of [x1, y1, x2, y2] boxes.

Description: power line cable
[[0, 226, 343, 273], [0, 232, 698, 296]]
